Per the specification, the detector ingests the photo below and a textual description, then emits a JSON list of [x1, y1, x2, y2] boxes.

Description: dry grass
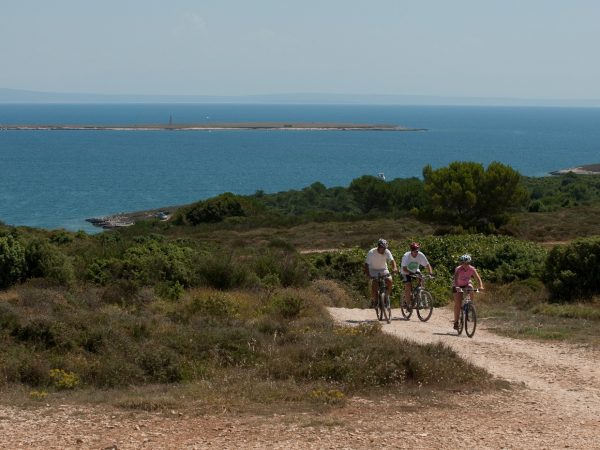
[[513, 204, 600, 242], [478, 284, 600, 348]]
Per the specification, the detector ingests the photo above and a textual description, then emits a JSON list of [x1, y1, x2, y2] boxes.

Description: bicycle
[[400, 273, 434, 322], [372, 272, 391, 324], [455, 287, 478, 337]]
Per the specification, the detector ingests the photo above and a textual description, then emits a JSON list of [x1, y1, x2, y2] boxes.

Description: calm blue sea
[[1, 103, 599, 232]]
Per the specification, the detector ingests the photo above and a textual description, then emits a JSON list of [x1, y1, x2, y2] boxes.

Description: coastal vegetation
[[1, 160, 600, 409]]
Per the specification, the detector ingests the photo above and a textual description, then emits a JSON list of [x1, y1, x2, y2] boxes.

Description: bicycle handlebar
[[454, 287, 480, 293], [408, 272, 434, 279]]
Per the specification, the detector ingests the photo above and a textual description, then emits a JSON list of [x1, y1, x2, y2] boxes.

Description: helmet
[[409, 242, 420, 251], [458, 254, 472, 263], [377, 238, 388, 249]]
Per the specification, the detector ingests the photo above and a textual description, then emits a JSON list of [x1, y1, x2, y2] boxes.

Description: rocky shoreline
[[550, 163, 600, 175], [86, 209, 172, 229]]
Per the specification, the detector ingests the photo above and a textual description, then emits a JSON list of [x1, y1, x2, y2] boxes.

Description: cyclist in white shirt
[[401, 242, 433, 308], [364, 238, 398, 307]]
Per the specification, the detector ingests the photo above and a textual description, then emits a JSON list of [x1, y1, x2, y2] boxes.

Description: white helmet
[[458, 254, 472, 263]]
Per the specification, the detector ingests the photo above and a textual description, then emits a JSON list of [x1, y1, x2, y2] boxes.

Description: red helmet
[[409, 242, 420, 251]]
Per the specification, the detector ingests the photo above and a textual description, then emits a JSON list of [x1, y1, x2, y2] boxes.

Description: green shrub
[[155, 281, 184, 301], [0, 235, 26, 288], [49, 368, 80, 389], [122, 241, 195, 286], [247, 249, 311, 288], [270, 292, 305, 319], [25, 240, 75, 285], [186, 292, 240, 321], [136, 347, 184, 383], [86, 258, 124, 285], [543, 237, 600, 301], [179, 193, 259, 224], [11, 319, 60, 349], [0, 347, 52, 386], [196, 255, 249, 289], [415, 234, 547, 282]]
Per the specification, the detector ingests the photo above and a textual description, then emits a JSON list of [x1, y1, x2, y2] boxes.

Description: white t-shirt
[[365, 248, 394, 276], [401, 251, 430, 273]]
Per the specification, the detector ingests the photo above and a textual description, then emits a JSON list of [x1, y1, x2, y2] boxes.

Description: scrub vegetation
[[1, 161, 600, 409]]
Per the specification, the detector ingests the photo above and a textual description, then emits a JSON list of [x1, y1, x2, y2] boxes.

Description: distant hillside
[[1, 88, 600, 107]]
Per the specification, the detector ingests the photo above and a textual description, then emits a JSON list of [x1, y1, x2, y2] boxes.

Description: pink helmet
[[409, 242, 420, 251]]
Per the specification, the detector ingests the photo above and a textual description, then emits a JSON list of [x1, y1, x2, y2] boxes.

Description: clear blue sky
[[2, 0, 599, 100]]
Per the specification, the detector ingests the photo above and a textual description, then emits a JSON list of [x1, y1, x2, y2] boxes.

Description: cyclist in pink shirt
[[452, 254, 484, 330]]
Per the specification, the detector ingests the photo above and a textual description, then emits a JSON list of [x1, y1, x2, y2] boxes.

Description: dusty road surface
[[1, 306, 598, 449]]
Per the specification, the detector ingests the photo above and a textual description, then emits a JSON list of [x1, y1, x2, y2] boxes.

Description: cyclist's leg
[[402, 277, 412, 306], [385, 276, 393, 299], [453, 288, 461, 328], [370, 279, 378, 306]]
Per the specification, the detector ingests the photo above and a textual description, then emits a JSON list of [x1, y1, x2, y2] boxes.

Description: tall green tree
[[422, 161, 528, 231], [348, 175, 391, 213]]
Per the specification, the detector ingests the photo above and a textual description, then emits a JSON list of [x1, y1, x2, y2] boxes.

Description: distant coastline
[[550, 163, 600, 175], [0, 122, 425, 132]]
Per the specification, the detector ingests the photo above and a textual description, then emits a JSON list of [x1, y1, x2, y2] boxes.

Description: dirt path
[[1, 306, 598, 449], [328, 305, 600, 448]]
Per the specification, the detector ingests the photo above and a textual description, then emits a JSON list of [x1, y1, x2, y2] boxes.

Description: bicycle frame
[[409, 273, 431, 304], [401, 273, 434, 322], [455, 287, 478, 337], [372, 272, 391, 323]]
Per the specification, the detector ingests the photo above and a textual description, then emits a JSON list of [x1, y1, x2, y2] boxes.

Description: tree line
[[176, 161, 600, 233]]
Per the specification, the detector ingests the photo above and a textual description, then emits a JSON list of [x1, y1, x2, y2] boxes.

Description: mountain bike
[[400, 273, 434, 321], [372, 272, 391, 324], [455, 287, 478, 337]]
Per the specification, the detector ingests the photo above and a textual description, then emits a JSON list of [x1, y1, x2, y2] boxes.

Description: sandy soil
[[1, 305, 598, 449]]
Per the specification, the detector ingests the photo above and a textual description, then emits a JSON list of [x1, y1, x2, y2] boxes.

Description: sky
[[1, 0, 600, 100]]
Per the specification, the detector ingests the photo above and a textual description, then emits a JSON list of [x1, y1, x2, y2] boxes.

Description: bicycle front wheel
[[416, 290, 434, 322], [375, 294, 382, 321], [457, 308, 464, 335], [379, 292, 390, 323], [400, 296, 413, 319], [464, 303, 477, 338]]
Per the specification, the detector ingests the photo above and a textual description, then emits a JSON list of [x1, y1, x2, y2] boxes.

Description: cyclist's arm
[[390, 259, 398, 273], [423, 263, 433, 275], [473, 268, 484, 290], [363, 262, 371, 277]]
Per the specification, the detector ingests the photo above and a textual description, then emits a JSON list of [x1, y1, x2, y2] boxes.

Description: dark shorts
[[453, 284, 473, 293]]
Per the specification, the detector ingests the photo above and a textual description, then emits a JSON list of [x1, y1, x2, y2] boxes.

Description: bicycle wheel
[[385, 296, 392, 323], [400, 294, 413, 319], [416, 290, 433, 322], [375, 295, 382, 321], [379, 292, 390, 323], [464, 303, 477, 338], [457, 308, 464, 335]]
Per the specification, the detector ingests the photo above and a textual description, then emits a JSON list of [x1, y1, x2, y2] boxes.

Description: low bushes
[[0, 283, 488, 392], [543, 237, 600, 302], [308, 235, 548, 306], [0, 234, 26, 288]]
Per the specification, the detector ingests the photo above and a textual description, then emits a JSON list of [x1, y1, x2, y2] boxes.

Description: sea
[[1, 103, 599, 233]]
